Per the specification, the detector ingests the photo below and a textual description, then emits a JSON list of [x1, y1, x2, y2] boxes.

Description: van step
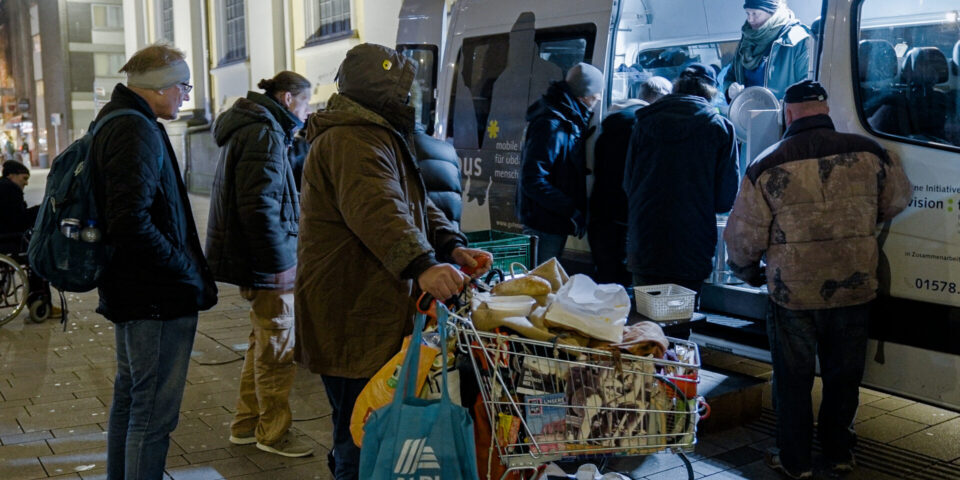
[[697, 366, 766, 432]]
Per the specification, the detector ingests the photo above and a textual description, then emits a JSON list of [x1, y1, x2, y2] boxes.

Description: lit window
[[92, 4, 123, 30]]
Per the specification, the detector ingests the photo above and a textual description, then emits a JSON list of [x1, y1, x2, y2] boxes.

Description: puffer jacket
[[624, 94, 739, 281], [205, 91, 301, 289], [722, 20, 811, 99], [414, 131, 462, 230], [724, 114, 912, 310], [92, 83, 217, 322], [294, 45, 466, 379], [516, 81, 591, 236]]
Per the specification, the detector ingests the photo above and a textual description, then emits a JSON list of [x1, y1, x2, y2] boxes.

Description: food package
[[349, 336, 439, 446], [543, 274, 630, 343], [528, 257, 569, 292], [491, 275, 552, 296]]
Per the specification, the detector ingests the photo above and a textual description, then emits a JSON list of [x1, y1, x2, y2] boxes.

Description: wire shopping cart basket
[[450, 315, 708, 480]]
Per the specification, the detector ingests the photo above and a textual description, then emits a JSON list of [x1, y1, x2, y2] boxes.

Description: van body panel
[[428, 0, 960, 410], [397, 0, 446, 47]]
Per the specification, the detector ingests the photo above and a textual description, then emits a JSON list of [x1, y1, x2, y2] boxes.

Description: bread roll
[[491, 275, 552, 296]]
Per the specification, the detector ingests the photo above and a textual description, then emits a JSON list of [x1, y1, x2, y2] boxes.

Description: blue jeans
[[766, 301, 870, 473], [522, 226, 567, 265], [107, 315, 198, 480], [322, 375, 369, 480]]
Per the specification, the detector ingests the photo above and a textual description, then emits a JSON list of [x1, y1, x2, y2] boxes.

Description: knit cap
[[743, 0, 779, 13], [565, 63, 603, 97]]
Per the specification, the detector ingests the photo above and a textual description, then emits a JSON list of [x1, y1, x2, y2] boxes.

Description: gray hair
[[639, 76, 673, 103]]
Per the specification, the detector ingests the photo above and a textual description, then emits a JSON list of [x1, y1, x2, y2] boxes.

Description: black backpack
[[28, 108, 156, 292]]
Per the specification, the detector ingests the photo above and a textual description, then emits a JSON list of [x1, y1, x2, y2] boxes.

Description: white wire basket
[[634, 284, 696, 321]]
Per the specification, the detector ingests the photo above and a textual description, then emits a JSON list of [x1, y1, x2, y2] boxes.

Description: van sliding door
[[445, 12, 605, 233]]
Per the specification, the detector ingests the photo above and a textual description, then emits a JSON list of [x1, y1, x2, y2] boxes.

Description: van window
[[399, 45, 438, 135], [611, 41, 737, 104], [855, 0, 960, 149], [447, 26, 595, 149]]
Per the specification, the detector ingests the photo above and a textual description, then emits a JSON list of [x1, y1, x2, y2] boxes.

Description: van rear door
[[437, 0, 616, 233]]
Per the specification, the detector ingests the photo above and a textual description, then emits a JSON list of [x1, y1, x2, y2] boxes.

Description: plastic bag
[[543, 274, 630, 343], [350, 335, 439, 446]]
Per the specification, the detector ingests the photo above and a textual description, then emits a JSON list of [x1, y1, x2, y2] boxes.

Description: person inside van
[[589, 76, 671, 286], [517, 62, 603, 263], [723, 0, 812, 101], [623, 64, 739, 298]]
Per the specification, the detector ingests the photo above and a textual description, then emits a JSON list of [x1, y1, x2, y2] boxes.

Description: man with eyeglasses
[[91, 44, 217, 480]]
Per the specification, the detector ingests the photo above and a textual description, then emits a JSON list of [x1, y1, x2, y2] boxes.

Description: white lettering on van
[[459, 156, 483, 178]]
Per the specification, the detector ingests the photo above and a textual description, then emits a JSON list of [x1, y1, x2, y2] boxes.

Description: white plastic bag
[[543, 274, 630, 343]]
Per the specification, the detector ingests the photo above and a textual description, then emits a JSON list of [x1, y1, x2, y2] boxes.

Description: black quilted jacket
[[205, 91, 301, 289], [92, 83, 217, 322], [414, 131, 462, 231]]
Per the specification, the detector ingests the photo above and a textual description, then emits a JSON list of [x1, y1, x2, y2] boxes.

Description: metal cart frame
[[449, 313, 705, 480]]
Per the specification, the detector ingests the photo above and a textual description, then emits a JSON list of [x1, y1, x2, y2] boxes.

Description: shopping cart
[[450, 314, 707, 480]]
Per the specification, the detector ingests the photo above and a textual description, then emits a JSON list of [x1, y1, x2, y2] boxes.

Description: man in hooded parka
[[294, 43, 491, 480]]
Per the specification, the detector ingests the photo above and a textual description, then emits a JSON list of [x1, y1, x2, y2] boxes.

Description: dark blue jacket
[[623, 94, 739, 280], [516, 81, 591, 236], [92, 84, 217, 322], [206, 91, 301, 289]]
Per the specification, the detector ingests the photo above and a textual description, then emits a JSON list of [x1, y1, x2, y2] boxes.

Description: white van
[[398, 0, 960, 410]]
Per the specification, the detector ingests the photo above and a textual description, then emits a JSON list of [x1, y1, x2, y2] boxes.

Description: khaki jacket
[[724, 115, 911, 310], [294, 88, 464, 378]]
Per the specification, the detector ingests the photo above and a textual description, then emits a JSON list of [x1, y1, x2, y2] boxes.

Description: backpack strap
[[90, 108, 163, 171]]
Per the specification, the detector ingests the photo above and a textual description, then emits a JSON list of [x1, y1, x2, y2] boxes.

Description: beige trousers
[[230, 287, 296, 445]]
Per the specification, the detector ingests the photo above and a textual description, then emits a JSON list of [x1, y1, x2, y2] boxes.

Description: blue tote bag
[[359, 306, 480, 480]]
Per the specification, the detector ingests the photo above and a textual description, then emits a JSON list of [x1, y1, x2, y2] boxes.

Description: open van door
[[436, 0, 616, 234], [397, 0, 448, 135]]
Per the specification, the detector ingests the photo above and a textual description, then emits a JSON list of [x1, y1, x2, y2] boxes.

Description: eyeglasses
[[179, 83, 193, 94]]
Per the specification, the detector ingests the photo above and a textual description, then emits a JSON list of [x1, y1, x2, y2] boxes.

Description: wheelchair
[[0, 231, 56, 326]]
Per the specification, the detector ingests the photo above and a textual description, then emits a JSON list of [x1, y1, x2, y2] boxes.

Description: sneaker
[[256, 432, 314, 458], [830, 456, 857, 475], [765, 449, 813, 479], [229, 429, 257, 445]]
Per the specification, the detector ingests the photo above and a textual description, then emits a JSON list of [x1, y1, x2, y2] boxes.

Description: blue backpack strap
[[90, 108, 163, 170]]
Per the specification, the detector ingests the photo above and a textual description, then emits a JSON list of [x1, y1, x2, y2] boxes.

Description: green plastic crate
[[465, 230, 535, 272]]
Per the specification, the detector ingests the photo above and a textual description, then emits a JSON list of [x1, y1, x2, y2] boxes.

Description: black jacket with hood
[[92, 83, 217, 322], [516, 81, 592, 236], [205, 91, 302, 289], [623, 94, 739, 280]]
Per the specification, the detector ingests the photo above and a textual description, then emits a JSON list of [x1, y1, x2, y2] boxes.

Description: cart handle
[[508, 262, 529, 277], [698, 397, 711, 420]]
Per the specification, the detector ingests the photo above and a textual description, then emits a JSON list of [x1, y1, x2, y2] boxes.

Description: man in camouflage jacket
[[724, 80, 911, 478]]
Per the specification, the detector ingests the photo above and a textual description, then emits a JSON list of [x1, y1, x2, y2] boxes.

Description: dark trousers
[[522, 226, 567, 265], [321, 375, 369, 480], [766, 300, 870, 473], [588, 220, 630, 286]]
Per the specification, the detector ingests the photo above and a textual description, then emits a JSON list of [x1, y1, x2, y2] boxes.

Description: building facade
[[1, 0, 406, 189]]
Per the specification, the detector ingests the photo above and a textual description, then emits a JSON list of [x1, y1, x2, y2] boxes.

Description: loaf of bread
[[491, 275, 552, 296]]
